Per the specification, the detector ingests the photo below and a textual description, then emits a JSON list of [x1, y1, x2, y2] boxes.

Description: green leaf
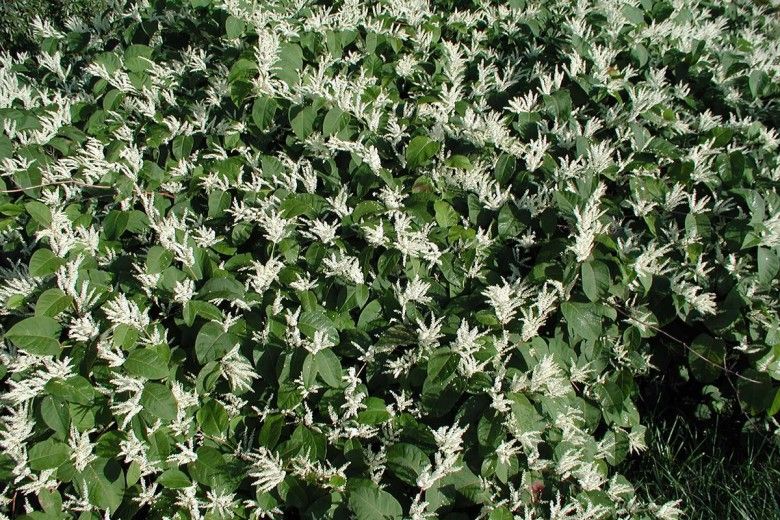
[[560, 302, 602, 341], [124, 44, 153, 73], [348, 483, 403, 520], [157, 469, 191, 489], [738, 369, 774, 414], [195, 321, 238, 364], [322, 106, 348, 136], [197, 276, 244, 300], [172, 135, 194, 160], [495, 153, 516, 185], [489, 507, 514, 520], [29, 248, 64, 277], [35, 288, 72, 318], [45, 375, 95, 405], [259, 413, 284, 449], [225, 15, 245, 38], [422, 348, 463, 416], [497, 203, 524, 239], [757, 247, 779, 288], [146, 246, 174, 273], [25, 200, 52, 226], [28, 438, 70, 470], [581, 261, 609, 302], [689, 334, 725, 383], [749, 70, 768, 99], [291, 106, 317, 140], [386, 443, 429, 486], [124, 348, 169, 380], [37, 488, 63, 514], [197, 400, 229, 437], [274, 42, 303, 85], [621, 4, 645, 25], [356, 397, 391, 425], [141, 383, 177, 421], [405, 135, 440, 169], [80, 458, 125, 513], [542, 89, 572, 120], [5, 316, 62, 356], [434, 200, 459, 228], [357, 300, 382, 328], [299, 310, 339, 346], [315, 349, 343, 387], [40, 395, 70, 438], [183, 300, 223, 327], [252, 96, 278, 130], [103, 210, 129, 239]]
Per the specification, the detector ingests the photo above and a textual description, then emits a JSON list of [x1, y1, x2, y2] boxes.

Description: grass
[[627, 377, 780, 519]]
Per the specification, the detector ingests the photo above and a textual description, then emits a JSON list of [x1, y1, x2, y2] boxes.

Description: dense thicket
[[0, 0, 778, 518]]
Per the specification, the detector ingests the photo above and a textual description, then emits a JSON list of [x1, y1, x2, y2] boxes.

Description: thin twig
[[614, 305, 762, 384]]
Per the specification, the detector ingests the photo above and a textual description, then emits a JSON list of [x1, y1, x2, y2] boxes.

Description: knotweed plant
[[0, 0, 777, 518]]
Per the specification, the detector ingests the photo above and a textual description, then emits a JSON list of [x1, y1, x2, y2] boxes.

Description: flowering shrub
[[0, 0, 778, 518]]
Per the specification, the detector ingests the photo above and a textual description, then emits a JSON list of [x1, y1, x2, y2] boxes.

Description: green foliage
[[0, 0, 777, 518]]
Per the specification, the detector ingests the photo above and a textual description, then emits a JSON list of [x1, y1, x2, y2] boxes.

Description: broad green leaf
[[172, 134, 194, 160], [386, 443, 429, 486], [489, 507, 514, 520], [289, 425, 327, 461], [348, 483, 402, 520], [497, 203, 524, 239], [405, 135, 440, 169], [35, 288, 72, 317], [299, 310, 339, 345], [758, 247, 779, 288], [40, 395, 70, 438], [25, 200, 51, 226], [581, 260, 609, 302], [749, 70, 768, 99], [322, 106, 348, 136], [195, 321, 238, 363], [291, 106, 317, 140], [357, 299, 382, 328], [197, 276, 244, 300], [494, 153, 516, 185], [259, 413, 284, 449], [274, 43, 303, 85], [124, 348, 169, 380], [560, 302, 602, 341], [315, 348, 343, 387], [28, 438, 70, 470], [434, 200, 459, 228], [356, 396, 390, 425], [103, 210, 129, 239], [422, 348, 463, 416], [37, 488, 63, 514], [252, 96, 278, 130], [197, 400, 229, 437], [80, 458, 125, 513], [157, 469, 191, 489], [141, 383, 177, 421], [225, 15, 245, 38], [45, 375, 95, 405], [29, 248, 63, 277], [6, 316, 62, 356], [124, 44, 153, 72]]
